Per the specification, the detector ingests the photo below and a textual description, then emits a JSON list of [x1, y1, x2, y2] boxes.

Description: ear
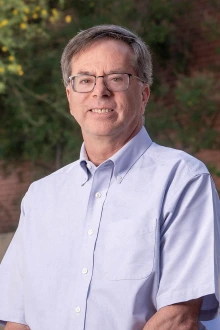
[[66, 86, 71, 103], [66, 86, 75, 117], [141, 84, 150, 114]]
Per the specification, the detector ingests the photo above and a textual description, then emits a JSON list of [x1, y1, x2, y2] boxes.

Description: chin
[[90, 130, 114, 137], [85, 125, 118, 137]]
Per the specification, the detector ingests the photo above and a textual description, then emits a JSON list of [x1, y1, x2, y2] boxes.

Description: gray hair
[[61, 24, 153, 87]]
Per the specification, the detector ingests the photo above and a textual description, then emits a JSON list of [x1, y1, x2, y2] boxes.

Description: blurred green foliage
[[147, 73, 220, 154], [0, 0, 219, 174]]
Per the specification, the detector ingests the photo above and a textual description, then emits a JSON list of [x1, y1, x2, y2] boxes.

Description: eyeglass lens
[[72, 73, 130, 92]]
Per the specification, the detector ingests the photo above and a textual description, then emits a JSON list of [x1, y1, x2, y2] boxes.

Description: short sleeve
[[0, 197, 27, 326], [156, 174, 220, 321]]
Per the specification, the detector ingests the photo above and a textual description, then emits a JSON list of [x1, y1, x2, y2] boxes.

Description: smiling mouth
[[90, 108, 113, 113]]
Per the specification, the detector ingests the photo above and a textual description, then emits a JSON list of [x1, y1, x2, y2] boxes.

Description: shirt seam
[[165, 172, 211, 210], [148, 145, 205, 175]]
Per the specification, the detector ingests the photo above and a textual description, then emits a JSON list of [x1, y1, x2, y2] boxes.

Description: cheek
[[69, 95, 85, 112], [120, 92, 142, 114], [68, 99, 82, 122]]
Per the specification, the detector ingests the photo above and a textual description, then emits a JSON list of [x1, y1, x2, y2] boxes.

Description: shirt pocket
[[104, 218, 157, 280]]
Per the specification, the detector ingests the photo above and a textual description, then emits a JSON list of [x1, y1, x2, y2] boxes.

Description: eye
[[110, 75, 123, 83], [79, 78, 93, 84], [113, 76, 122, 81]]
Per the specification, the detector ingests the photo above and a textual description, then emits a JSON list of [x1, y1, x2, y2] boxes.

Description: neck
[[83, 127, 141, 166]]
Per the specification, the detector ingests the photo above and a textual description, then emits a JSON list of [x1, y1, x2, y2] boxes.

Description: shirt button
[[88, 229, 94, 236], [87, 163, 92, 170], [95, 192, 102, 199], [75, 306, 81, 313], [82, 268, 88, 275]]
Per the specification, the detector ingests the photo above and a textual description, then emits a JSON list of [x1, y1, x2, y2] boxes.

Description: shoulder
[[25, 159, 81, 197], [141, 143, 213, 202], [146, 142, 209, 177]]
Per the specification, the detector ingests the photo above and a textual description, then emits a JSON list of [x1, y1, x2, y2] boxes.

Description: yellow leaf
[[1, 46, 8, 52], [18, 70, 24, 76], [20, 22, 27, 29], [23, 7, 30, 14], [9, 55, 15, 62], [0, 19, 8, 27], [32, 13, 38, 19], [41, 9, 48, 17], [52, 8, 58, 17], [65, 15, 72, 23], [8, 64, 15, 72]]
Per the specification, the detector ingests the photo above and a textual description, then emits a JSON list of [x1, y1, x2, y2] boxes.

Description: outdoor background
[[0, 0, 220, 329]]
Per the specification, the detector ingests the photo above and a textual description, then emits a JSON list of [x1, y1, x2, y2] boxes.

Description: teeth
[[91, 109, 112, 113]]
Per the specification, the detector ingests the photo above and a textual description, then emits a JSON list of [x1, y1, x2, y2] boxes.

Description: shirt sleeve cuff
[[156, 284, 219, 321], [0, 309, 27, 327]]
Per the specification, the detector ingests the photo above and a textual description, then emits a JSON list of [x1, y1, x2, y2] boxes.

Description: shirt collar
[[79, 126, 152, 184], [109, 126, 152, 183], [79, 146, 92, 185]]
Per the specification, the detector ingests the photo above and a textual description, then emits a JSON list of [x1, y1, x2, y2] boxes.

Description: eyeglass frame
[[68, 72, 146, 93]]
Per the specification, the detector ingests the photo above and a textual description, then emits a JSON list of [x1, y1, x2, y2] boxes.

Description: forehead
[[71, 39, 135, 73]]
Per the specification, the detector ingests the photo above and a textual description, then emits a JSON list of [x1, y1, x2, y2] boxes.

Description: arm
[[143, 297, 202, 330], [5, 323, 30, 330], [156, 174, 220, 320]]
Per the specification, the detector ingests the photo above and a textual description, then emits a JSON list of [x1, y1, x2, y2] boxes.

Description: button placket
[[74, 163, 113, 329]]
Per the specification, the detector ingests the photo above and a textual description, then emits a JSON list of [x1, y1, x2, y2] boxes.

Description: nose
[[92, 76, 111, 97]]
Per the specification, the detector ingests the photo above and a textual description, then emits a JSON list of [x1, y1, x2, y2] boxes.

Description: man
[[0, 24, 219, 330]]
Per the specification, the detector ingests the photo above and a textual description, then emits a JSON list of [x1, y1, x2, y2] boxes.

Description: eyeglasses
[[68, 73, 145, 93]]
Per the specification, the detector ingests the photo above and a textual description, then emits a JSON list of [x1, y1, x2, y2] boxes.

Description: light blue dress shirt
[[0, 127, 219, 330]]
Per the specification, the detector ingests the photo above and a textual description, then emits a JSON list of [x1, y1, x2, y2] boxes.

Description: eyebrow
[[75, 71, 93, 75], [74, 69, 129, 76], [107, 69, 129, 74]]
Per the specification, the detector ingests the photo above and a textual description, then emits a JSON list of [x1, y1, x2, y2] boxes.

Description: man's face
[[66, 39, 150, 144]]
